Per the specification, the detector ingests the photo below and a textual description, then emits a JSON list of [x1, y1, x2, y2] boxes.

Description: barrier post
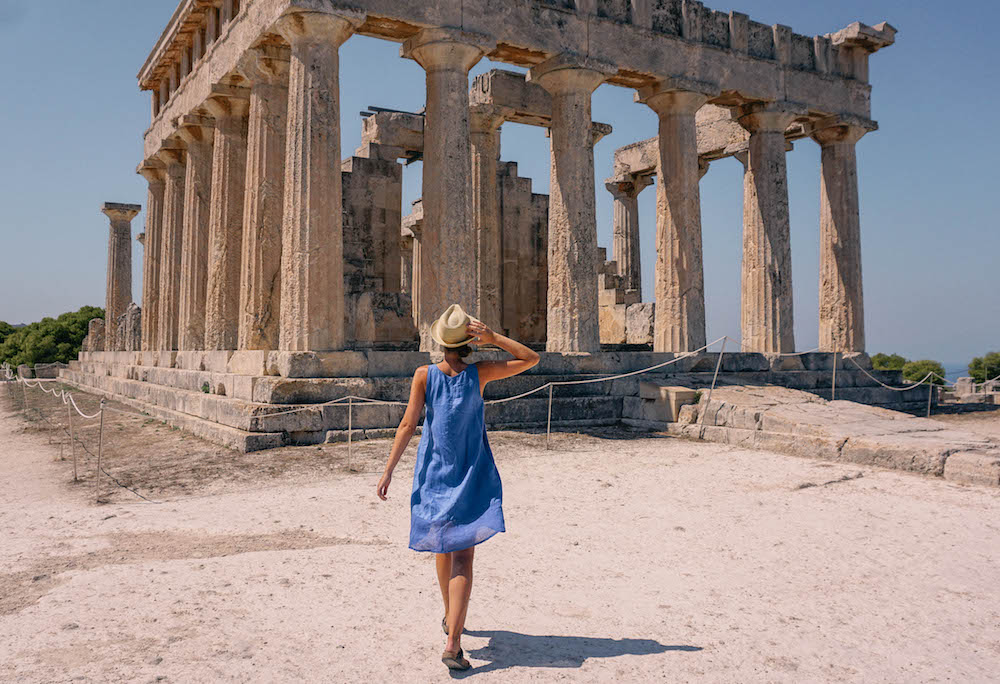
[[21, 380, 28, 417], [68, 402, 77, 482], [347, 397, 353, 471], [699, 338, 728, 428], [831, 351, 838, 401], [546, 384, 554, 451], [926, 378, 934, 418], [95, 400, 106, 502]]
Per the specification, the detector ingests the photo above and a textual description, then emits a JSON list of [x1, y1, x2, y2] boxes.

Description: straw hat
[[430, 304, 479, 348]]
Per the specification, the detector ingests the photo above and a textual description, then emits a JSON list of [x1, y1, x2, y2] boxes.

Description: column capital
[[204, 83, 251, 119], [137, 232, 146, 247], [154, 142, 186, 169], [592, 122, 613, 145], [176, 114, 216, 144], [236, 45, 291, 85], [101, 202, 141, 223], [400, 28, 494, 73], [605, 174, 652, 200], [274, 9, 365, 49], [810, 115, 877, 147], [527, 54, 615, 94], [736, 101, 807, 133], [470, 103, 513, 134], [137, 158, 166, 184], [636, 77, 719, 115]]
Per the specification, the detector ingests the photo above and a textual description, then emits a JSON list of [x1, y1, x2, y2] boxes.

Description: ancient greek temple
[[72, 0, 900, 451]]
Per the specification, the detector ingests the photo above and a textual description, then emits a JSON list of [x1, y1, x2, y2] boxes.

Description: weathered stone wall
[[499, 161, 548, 344]]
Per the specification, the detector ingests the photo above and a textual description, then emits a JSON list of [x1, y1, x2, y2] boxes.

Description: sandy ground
[[933, 408, 1000, 440], [1, 382, 999, 683]]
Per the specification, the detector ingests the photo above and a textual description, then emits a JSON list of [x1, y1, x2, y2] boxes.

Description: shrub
[[968, 352, 1000, 384], [871, 353, 907, 371], [902, 359, 946, 385], [0, 306, 104, 368]]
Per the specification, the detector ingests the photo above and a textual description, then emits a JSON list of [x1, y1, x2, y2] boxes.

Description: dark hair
[[445, 344, 473, 358]]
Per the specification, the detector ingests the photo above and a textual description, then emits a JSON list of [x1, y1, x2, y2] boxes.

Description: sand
[[1, 384, 999, 683]]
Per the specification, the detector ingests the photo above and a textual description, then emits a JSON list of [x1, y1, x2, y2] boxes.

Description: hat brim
[[430, 318, 478, 348]]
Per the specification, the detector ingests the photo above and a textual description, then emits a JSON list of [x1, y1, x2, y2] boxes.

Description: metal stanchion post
[[699, 338, 728, 429], [831, 351, 838, 401], [546, 384, 553, 451], [68, 402, 77, 482], [347, 397, 353, 472], [926, 379, 934, 418], [22, 380, 28, 417], [95, 400, 106, 502]]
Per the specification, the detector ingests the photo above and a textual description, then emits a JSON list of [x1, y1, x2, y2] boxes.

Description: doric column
[[236, 47, 290, 352], [528, 56, 612, 353], [155, 147, 187, 351], [735, 103, 803, 353], [176, 116, 215, 351], [275, 10, 363, 352], [639, 82, 716, 352], [402, 28, 492, 350], [812, 118, 873, 353], [100, 203, 141, 351], [400, 232, 414, 296], [203, 88, 250, 350], [604, 175, 651, 298], [138, 161, 165, 352], [470, 104, 510, 332]]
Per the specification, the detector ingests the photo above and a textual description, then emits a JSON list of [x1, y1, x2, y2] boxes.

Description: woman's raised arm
[[468, 320, 540, 386]]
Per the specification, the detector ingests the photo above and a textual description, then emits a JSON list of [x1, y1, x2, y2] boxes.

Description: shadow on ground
[[455, 629, 701, 676]]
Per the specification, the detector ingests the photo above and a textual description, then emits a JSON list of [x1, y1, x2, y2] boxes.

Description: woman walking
[[377, 304, 539, 671]]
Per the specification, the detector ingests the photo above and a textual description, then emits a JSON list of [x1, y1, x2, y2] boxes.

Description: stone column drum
[[813, 120, 871, 353], [204, 92, 250, 350], [177, 117, 215, 351], [529, 56, 611, 353], [736, 104, 801, 354], [640, 84, 713, 353], [155, 147, 187, 351], [275, 10, 363, 352], [402, 28, 490, 349], [470, 105, 509, 333], [605, 175, 650, 298], [237, 47, 290, 351], [100, 203, 141, 351], [138, 161, 165, 352]]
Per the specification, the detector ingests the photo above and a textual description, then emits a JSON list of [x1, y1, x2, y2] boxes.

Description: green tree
[[872, 353, 907, 371], [902, 359, 946, 385], [969, 352, 1000, 384], [0, 321, 15, 346], [0, 306, 103, 368]]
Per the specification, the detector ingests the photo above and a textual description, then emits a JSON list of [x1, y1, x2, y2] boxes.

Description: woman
[[377, 303, 540, 671]]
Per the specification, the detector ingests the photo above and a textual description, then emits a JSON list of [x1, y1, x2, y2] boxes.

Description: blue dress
[[409, 363, 505, 553]]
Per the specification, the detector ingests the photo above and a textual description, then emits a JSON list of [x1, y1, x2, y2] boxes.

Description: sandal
[[442, 616, 449, 635], [441, 648, 471, 671]]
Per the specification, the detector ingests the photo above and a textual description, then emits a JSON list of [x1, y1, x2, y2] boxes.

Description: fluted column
[[812, 119, 872, 353], [470, 104, 510, 332], [639, 84, 714, 352], [138, 161, 165, 352], [155, 147, 186, 351], [204, 90, 250, 350], [402, 28, 491, 349], [176, 117, 215, 351], [604, 175, 651, 298], [275, 10, 363, 352], [528, 56, 611, 353], [736, 103, 802, 353], [237, 47, 290, 351], [100, 203, 141, 351]]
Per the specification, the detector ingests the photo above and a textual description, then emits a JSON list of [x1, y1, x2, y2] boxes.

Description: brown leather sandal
[[442, 616, 449, 635], [441, 648, 470, 671]]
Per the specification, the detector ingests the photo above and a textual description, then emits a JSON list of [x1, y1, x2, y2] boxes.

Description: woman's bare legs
[[444, 547, 475, 652], [435, 553, 452, 623]]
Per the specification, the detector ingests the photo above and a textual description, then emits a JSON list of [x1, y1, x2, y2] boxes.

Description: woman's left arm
[[377, 366, 427, 500]]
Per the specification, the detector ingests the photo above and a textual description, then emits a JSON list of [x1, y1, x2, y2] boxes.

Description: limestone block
[[349, 292, 417, 347], [227, 350, 270, 376], [955, 377, 975, 395], [87, 318, 106, 353], [599, 304, 627, 344], [16, 364, 33, 379], [638, 383, 699, 422], [267, 351, 369, 379], [626, 303, 655, 345], [943, 451, 1000, 487]]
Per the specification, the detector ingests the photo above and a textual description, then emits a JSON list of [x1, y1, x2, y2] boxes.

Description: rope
[[844, 355, 937, 392]]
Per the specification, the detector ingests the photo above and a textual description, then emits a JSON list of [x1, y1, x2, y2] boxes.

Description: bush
[[968, 352, 1000, 384], [871, 353, 907, 371], [902, 359, 946, 385], [0, 306, 104, 368]]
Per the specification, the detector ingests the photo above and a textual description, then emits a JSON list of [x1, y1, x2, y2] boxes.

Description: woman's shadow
[[453, 629, 701, 676]]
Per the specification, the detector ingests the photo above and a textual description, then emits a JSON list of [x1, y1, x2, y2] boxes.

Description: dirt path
[[1, 389, 999, 682]]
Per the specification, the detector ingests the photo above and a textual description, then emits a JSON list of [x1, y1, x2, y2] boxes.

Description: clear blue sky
[[0, 0, 996, 365]]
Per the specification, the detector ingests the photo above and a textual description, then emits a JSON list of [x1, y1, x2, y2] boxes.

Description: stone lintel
[[827, 21, 897, 53], [101, 202, 142, 221]]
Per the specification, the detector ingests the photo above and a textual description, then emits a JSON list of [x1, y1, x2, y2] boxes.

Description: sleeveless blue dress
[[409, 363, 505, 553]]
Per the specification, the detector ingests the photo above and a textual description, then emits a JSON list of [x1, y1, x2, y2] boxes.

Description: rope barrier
[[844, 355, 939, 392]]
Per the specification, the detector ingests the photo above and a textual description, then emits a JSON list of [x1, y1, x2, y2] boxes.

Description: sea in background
[[943, 363, 971, 384]]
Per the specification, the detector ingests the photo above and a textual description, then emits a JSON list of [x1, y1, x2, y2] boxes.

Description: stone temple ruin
[[65, 0, 913, 451]]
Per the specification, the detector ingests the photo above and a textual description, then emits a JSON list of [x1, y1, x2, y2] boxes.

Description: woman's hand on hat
[[467, 319, 496, 346]]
